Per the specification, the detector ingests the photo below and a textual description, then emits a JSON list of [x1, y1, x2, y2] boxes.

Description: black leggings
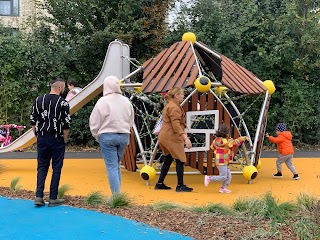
[[158, 154, 184, 186]]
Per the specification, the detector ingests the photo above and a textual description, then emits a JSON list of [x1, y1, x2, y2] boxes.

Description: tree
[[170, 0, 320, 145]]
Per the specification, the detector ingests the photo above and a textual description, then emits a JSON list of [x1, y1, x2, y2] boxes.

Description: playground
[[0, 152, 320, 239], [1, 153, 320, 206], [1, 33, 319, 239]]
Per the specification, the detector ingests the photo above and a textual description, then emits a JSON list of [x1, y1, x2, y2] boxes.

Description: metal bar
[[194, 41, 221, 60], [149, 141, 159, 166], [211, 82, 223, 87], [251, 91, 269, 164], [132, 123, 147, 165], [181, 88, 197, 106], [129, 94, 147, 165], [119, 67, 143, 82], [190, 42, 202, 76], [119, 83, 142, 87]]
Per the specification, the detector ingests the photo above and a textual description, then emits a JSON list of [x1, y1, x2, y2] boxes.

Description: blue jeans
[[36, 134, 66, 199], [99, 133, 129, 194]]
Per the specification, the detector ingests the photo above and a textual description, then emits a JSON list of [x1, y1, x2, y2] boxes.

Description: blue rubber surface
[[0, 197, 192, 240]]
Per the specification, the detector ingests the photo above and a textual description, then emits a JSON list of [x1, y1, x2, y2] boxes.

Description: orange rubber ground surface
[[1, 157, 319, 206]]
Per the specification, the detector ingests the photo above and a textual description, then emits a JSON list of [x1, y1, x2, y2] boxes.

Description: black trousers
[[36, 135, 66, 199], [158, 154, 184, 186]]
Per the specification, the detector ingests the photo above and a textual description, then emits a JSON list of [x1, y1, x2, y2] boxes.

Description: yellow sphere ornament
[[182, 32, 197, 44], [140, 165, 156, 181], [194, 76, 211, 93], [214, 86, 227, 95], [134, 86, 142, 92], [243, 165, 258, 180], [256, 160, 262, 170], [263, 80, 276, 95]]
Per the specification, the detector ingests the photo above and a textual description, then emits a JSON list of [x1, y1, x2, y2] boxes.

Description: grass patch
[[293, 217, 320, 240], [85, 191, 106, 205], [239, 227, 279, 240], [151, 201, 181, 211], [58, 184, 72, 199], [296, 192, 317, 211], [108, 192, 132, 208], [191, 203, 234, 215], [10, 177, 22, 192], [263, 192, 296, 223], [233, 197, 264, 217]]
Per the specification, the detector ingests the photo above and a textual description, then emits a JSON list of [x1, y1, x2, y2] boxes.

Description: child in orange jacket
[[266, 123, 299, 180]]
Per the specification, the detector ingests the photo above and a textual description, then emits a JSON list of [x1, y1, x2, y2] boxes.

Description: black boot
[[154, 183, 171, 190], [176, 185, 193, 192]]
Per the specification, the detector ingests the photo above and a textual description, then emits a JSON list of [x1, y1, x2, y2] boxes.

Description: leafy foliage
[[0, 0, 174, 146], [170, 0, 320, 145], [1, 0, 319, 146]]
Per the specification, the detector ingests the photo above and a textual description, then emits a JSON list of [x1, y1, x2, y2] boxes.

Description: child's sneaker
[[273, 172, 283, 178], [204, 175, 211, 187], [293, 174, 299, 180], [219, 187, 232, 194]]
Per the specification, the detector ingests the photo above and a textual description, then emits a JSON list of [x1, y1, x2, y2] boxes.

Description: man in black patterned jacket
[[30, 77, 71, 207]]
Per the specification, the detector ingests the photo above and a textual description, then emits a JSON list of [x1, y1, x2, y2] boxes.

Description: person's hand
[[245, 136, 250, 141], [185, 138, 192, 149], [266, 133, 269, 138]]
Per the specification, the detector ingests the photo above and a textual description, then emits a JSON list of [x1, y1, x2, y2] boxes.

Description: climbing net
[[123, 86, 263, 170]]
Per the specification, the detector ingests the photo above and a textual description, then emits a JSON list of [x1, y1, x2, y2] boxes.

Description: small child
[[204, 124, 249, 193], [266, 123, 299, 180]]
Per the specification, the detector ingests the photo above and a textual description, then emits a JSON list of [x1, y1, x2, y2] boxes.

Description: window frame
[[0, 0, 20, 16]]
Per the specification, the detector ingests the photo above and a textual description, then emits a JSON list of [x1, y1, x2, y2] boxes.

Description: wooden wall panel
[[182, 91, 241, 175]]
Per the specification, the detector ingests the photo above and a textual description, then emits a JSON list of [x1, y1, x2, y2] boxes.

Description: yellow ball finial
[[214, 86, 227, 95], [263, 80, 276, 95], [194, 76, 211, 93], [242, 165, 258, 180], [140, 165, 156, 181], [182, 32, 197, 44], [134, 86, 142, 92], [256, 160, 262, 170]]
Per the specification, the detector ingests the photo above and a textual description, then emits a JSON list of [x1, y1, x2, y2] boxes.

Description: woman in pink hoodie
[[89, 76, 134, 194]]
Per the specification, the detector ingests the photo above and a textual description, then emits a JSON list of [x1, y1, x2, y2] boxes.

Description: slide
[[0, 40, 130, 153]]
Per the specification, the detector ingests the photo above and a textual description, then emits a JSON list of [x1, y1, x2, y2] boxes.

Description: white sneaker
[[204, 175, 211, 187], [219, 187, 232, 193]]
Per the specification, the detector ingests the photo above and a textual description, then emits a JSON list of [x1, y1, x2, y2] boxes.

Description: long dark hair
[[216, 124, 229, 138], [67, 79, 81, 88]]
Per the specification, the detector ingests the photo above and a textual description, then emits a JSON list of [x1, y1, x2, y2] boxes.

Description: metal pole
[[194, 41, 221, 60], [251, 91, 269, 164], [119, 67, 143, 83]]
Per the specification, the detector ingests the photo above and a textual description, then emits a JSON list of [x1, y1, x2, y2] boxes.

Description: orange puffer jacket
[[267, 131, 294, 155]]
